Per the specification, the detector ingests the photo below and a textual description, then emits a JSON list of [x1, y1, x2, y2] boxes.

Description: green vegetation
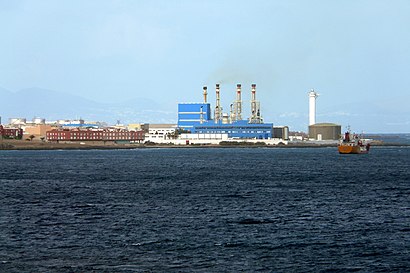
[[166, 128, 191, 140], [1, 135, 22, 140]]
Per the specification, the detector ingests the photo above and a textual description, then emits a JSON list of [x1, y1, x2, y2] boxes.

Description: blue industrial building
[[177, 103, 274, 139], [177, 103, 211, 129], [194, 120, 273, 139]]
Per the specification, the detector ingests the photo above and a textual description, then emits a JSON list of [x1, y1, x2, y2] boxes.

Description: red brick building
[[0, 125, 23, 139], [46, 128, 144, 142]]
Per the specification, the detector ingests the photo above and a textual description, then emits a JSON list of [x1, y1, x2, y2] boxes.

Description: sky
[[1, 0, 410, 133]]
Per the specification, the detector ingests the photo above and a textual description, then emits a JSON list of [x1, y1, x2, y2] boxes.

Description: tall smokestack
[[203, 86, 207, 103], [251, 84, 256, 120], [249, 84, 262, 123], [236, 84, 242, 121], [214, 84, 221, 123], [308, 89, 319, 125], [251, 84, 256, 101]]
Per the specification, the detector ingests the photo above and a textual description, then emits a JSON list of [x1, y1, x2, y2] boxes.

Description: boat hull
[[338, 144, 368, 154]]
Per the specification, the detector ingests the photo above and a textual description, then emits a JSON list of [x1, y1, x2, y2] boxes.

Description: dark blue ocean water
[[1, 147, 409, 272]]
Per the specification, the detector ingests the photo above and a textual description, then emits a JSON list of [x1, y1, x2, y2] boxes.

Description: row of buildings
[[0, 118, 146, 143], [0, 125, 23, 139], [46, 128, 144, 142], [1, 84, 342, 145]]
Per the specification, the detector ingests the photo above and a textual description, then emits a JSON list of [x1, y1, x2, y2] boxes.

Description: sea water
[[1, 147, 409, 272]]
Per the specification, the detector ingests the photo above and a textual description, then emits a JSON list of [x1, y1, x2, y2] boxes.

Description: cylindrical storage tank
[[222, 113, 229, 124], [283, 126, 289, 140], [273, 126, 290, 140], [308, 123, 341, 140], [9, 118, 27, 125], [32, 117, 46, 124]]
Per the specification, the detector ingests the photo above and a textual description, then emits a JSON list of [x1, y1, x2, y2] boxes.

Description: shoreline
[[1, 139, 409, 151]]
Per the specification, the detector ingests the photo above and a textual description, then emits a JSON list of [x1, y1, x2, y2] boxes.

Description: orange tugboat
[[338, 131, 370, 154]]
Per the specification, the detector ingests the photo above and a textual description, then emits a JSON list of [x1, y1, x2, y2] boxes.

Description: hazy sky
[[1, 0, 410, 132]]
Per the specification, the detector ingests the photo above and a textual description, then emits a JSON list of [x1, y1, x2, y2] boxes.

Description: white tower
[[308, 89, 318, 126]]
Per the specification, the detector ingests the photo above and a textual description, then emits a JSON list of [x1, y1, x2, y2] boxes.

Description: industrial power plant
[[177, 83, 288, 143]]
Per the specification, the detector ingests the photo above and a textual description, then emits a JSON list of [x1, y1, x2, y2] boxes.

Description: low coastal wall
[[1, 138, 406, 150], [0, 139, 329, 150]]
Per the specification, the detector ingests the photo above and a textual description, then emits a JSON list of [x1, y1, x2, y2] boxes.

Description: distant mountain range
[[1, 87, 408, 133], [0, 87, 176, 125]]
